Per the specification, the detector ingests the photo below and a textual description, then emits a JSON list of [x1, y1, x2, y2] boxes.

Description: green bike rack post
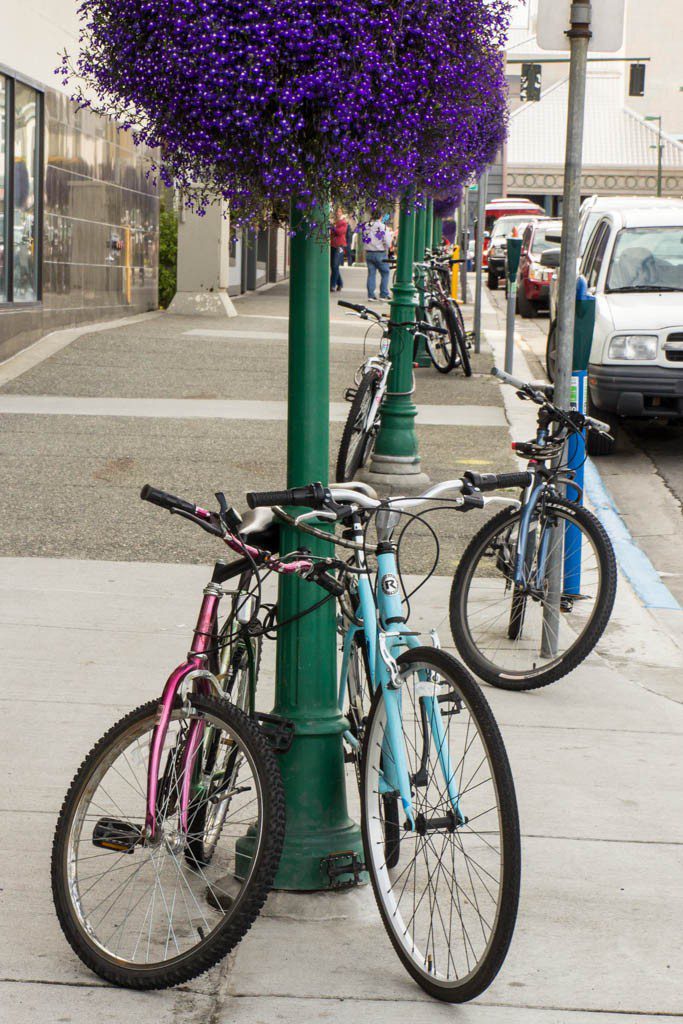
[[367, 192, 428, 489], [413, 203, 431, 367], [238, 199, 364, 890]]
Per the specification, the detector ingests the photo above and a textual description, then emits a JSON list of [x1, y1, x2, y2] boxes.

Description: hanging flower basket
[[62, 0, 511, 228]]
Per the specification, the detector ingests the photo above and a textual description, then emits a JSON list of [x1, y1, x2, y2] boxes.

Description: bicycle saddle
[[239, 506, 279, 552]]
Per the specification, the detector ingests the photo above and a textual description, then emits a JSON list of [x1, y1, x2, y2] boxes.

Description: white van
[[577, 205, 683, 454]]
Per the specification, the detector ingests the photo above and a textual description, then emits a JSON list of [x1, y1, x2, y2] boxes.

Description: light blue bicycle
[[249, 479, 521, 1002]]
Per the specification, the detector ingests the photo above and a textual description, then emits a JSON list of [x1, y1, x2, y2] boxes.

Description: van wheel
[[487, 270, 498, 290], [586, 391, 618, 456]]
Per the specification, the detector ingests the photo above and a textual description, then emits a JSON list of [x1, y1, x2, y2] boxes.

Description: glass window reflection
[[13, 83, 39, 302], [0, 78, 6, 301]]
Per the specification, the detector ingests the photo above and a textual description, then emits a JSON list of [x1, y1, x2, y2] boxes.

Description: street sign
[[536, 0, 625, 53], [520, 63, 542, 102]]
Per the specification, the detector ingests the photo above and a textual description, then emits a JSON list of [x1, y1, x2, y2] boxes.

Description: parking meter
[[504, 237, 523, 373], [564, 275, 596, 595]]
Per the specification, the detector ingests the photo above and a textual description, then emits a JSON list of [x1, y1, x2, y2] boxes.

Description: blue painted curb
[[584, 460, 681, 612]]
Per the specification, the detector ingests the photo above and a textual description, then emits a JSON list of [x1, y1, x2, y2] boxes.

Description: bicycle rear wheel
[[361, 647, 520, 1002], [52, 695, 284, 989], [450, 496, 617, 690]]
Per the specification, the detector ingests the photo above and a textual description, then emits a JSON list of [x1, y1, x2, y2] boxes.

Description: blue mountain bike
[[250, 479, 521, 1002]]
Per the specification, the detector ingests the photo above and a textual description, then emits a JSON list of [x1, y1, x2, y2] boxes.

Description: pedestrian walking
[[363, 213, 393, 300], [330, 208, 348, 292], [344, 221, 356, 266]]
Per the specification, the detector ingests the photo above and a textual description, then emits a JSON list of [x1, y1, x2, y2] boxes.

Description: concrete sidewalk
[[1, 267, 682, 1022]]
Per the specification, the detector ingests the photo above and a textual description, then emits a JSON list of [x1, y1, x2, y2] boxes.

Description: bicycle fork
[[373, 552, 464, 832], [145, 585, 223, 839]]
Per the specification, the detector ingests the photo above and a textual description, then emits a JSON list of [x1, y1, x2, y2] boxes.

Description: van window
[[606, 227, 683, 291], [585, 223, 610, 291], [579, 211, 601, 256]]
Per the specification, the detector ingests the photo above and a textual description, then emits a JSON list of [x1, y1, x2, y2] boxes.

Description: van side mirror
[[540, 248, 561, 268]]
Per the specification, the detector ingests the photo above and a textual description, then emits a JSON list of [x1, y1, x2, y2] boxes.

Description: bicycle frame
[[337, 527, 463, 831]]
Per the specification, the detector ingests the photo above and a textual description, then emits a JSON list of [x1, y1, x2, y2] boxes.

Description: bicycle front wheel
[[52, 695, 284, 989], [450, 496, 617, 690], [361, 647, 520, 1002], [426, 299, 457, 373], [336, 370, 378, 481]]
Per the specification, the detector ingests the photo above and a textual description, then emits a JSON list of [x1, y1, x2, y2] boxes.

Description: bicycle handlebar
[[246, 482, 328, 510], [463, 470, 533, 492], [140, 484, 199, 516], [491, 366, 528, 392], [337, 300, 382, 321]]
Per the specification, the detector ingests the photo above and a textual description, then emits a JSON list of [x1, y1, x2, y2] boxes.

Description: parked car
[[482, 198, 545, 268], [548, 195, 683, 326], [486, 214, 544, 290], [516, 218, 562, 317], [565, 206, 683, 455]]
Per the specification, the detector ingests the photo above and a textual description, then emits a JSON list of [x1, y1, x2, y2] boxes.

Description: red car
[[516, 218, 562, 317], [482, 198, 545, 268]]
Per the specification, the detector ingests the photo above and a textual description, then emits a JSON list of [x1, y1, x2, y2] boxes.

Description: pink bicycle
[[50, 484, 322, 989]]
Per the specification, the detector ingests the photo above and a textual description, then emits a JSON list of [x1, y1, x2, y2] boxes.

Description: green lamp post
[[365, 194, 429, 490], [270, 201, 364, 888], [411, 203, 431, 367], [425, 198, 434, 250]]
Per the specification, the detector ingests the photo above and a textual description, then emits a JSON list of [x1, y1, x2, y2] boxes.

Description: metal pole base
[[268, 713, 366, 891], [358, 452, 430, 494]]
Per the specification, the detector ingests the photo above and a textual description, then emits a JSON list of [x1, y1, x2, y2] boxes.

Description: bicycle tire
[[426, 299, 457, 373], [449, 497, 617, 690], [361, 647, 520, 1002], [52, 695, 285, 990], [450, 301, 472, 377], [336, 370, 378, 481]]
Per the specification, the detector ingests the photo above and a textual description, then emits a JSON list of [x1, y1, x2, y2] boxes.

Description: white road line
[[0, 395, 506, 426]]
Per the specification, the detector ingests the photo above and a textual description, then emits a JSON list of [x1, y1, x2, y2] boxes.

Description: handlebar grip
[[585, 416, 612, 435], [140, 484, 197, 515], [246, 482, 327, 510], [337, 300, 364, 312], [417, 320, 447, 335], [311, 571, 346, 598], [463, 471, 533, 492], [491, 366, 528, 391]]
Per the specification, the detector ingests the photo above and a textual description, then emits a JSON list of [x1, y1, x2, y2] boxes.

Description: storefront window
[[13, 82, 40, 301], [0, 78, 7, 301]]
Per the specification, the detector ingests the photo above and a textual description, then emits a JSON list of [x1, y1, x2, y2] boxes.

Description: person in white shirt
[[363, 214, 393, 300]]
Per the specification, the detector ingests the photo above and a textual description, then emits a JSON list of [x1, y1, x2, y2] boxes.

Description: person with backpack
[[363, 213, 393, 301]]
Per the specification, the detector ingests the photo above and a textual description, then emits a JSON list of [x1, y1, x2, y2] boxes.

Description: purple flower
[[63, 0, 512, 229]]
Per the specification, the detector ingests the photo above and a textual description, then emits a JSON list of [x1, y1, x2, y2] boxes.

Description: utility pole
[[541, 1, 591, 658], [645, 114, 663, 196], [473, 170, 488, 353], [460, 188, 469, 304]]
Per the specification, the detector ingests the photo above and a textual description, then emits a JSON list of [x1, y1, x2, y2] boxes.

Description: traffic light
[[520, 63, 542, 102], [629, 63, 646, 97]]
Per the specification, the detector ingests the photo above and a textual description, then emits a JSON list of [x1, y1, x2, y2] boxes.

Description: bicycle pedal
[[92, 817, 142, 854], [321, 850, 366, 889], [344, 387, 357, 403], [254, 712, 295, 753]]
